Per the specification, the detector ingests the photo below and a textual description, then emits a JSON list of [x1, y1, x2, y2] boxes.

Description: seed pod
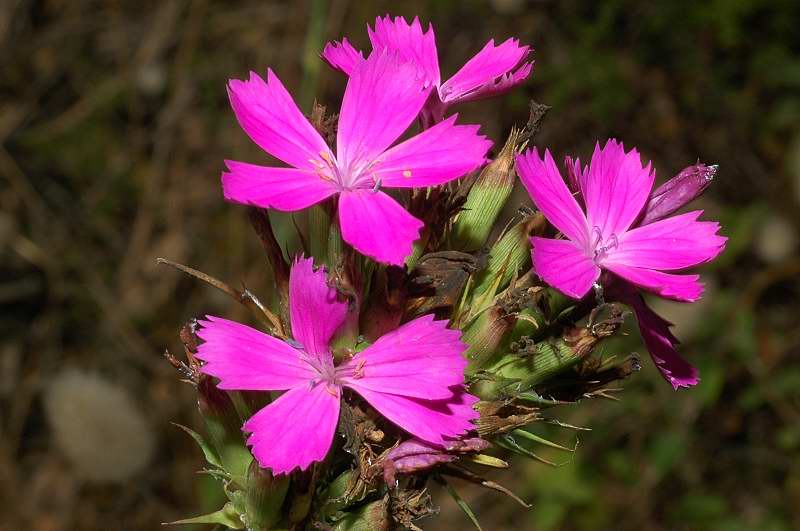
[[451, 128, 522, 251]]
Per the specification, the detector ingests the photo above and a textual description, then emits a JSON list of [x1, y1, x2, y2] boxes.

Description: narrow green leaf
[[512, 429, 574, 452], [165, 503, 243, 528], [495, 435, 557, 467], [467, 453, 509, 468], [172, 423, 222, 469], [441, 479, 483, 531]]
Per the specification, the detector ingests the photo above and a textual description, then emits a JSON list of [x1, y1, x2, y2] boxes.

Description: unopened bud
[[197, 376, 253, 483], [472, 213, 546, 299], [382, 437, 489, 484], [333, 499, 391, 531], [463, 304, 516, 373], [451, 129, 521, 251], [640, 162, 717, 225], [564, 155, 584, 194], [244, 460, 289, 530]]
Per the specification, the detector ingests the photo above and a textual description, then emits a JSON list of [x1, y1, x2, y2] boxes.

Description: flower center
[[308, 151, 379, 191], [590, 226, 618, 263]]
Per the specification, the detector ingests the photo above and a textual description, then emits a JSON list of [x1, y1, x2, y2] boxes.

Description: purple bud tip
[[703, 164, 718, 181], [640, 162, 716, 225]]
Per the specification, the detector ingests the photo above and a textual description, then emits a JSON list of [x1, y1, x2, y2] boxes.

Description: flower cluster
[[169, 13, 726, 529]]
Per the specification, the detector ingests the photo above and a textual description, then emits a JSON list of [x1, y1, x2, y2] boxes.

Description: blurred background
[[2, 0, 799, 529]]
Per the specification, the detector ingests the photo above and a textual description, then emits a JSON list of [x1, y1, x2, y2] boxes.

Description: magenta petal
[[244, 383, 340, 474], [336, 51, 432, 172], [195, 316, 313, 391], [353, 387, 478, 445], [368, 15, 441, 86], [222, 161, 337, 212], [439, 38, 531, 103], [627, 295, 699, 389], [321, 38, 364, 76], [338, 189, 423, 266], [582, 140, 655, 238], [604, 262, 704, 302], [289, 256, 348, 361], [607, 210, 727, 270], [531, 237, 600, 300], [516, 149, 590, 247], [227, 70, 331, 171], [373, 115, 491, 188], [340, 314, 467, 399]]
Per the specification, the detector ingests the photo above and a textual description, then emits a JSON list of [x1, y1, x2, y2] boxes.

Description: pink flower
[[516, 140, 727, 388], [223, 51, 491, 266], [323, 15, 532, 126], [195, 257, 478, 474], [517, 139, 726, 302]]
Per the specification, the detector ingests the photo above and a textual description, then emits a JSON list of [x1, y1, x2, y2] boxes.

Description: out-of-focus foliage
[[1, 0, 798, 530]]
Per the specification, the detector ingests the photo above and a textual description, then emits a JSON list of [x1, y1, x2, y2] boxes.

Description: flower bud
[[640, 162, 717, 225], [382, 437, 490, 485], [308, 202, 332, 265], [463, 304, 516, 373], [472, 212, 546, 299], [244, 460, 290, 530], [333, 499, 391, 531], [451, 128, 521, 251], [197, 375, 253, 484]]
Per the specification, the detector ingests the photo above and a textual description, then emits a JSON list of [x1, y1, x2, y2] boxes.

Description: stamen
[[599, 233, 618, 253], [590, 226, 603, 250], [353, 359, 366, 379], [372, 178, 382, 193], [402, 169, 412, 178]]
